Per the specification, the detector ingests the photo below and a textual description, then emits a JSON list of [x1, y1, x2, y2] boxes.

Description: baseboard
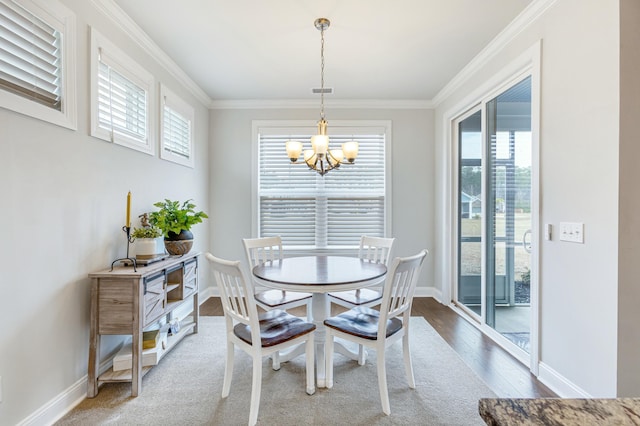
[[21, 290, 214, 426], [17, 357, 113, 426], [538, 361, 592, 398], [414, 285, 441, 299], [17, 376, 85, 426], [198, 284, 216, 301]]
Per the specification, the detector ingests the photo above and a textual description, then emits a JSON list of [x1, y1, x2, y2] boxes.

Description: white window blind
[[97, 59, 147, 142], [0, 1, 62, 110], [90, 27, 154, 154], [160, 84, 194, 167], [163, 105, 190, 156], [258, 128, 386, 249]]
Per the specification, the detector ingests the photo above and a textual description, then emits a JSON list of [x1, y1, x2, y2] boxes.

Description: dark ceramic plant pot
[[164, 230, 194, 255]]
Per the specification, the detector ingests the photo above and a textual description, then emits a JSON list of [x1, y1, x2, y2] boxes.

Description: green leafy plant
[[131, 226, 163, 239], [149, 199, 208, 238]]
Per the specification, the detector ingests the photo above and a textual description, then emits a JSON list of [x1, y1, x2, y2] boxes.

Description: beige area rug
[[56, 317, 495, 425]]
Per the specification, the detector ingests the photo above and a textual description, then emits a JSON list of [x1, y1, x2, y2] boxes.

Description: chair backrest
[[359, 236, 396, 266], [205, 253, 261, 346], [243, 236, 284, 269], [378, 249, 429, 330]]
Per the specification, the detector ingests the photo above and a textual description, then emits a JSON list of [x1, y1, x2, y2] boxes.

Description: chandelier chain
[[320, 25, 325, 120]]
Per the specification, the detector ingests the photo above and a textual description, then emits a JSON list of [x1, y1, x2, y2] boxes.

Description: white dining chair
[[206, 253, 316, 426], [328, 236, 395, 364], [324, 249, 428, 415], [328, 236, 395, 309], [243, 236, 312, 319]]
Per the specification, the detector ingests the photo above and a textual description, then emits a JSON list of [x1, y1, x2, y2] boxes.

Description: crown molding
[[209, 98, 433, 110], [91, 0, 555, 111], [432, 0, 558, 107], [91, 0, 212, 107]]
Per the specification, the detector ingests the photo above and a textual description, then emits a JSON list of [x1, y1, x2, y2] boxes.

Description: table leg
[[312, 293, 329, 388]]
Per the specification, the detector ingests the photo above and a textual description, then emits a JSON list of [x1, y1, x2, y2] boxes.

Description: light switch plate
[[559, 222, 584, 243]]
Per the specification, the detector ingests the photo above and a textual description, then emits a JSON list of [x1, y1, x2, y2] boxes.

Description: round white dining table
[[252, 255, 387, 387]]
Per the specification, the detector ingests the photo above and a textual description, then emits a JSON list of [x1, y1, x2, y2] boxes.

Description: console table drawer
[[183, 259, 198, 296], [143, 273, 166, 326], [184, 260, 197, 281], [97, 279, 134, 334]]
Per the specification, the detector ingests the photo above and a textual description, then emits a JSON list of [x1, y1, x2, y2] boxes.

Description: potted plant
[[149, 199, 208, 255], [131, 225, 163, 259]]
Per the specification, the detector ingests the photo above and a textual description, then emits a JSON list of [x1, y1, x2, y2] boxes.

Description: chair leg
[[403, 331, 415, 388], [376, 348, 390, 415], [357, 344, 366, 365], [222, 341, 234, 398], [325, 330, 334, 389], [305, 335, 316, 395], [248, 355, 262, 426], [271, 351, 281, 371]]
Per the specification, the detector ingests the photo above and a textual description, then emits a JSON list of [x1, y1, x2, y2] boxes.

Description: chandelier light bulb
[[329, 149, 344, 167], [311, 134, 329, 155], [304, 149, 316, 164], [285, 140, 303, 162], [342, 141, 359, 163]]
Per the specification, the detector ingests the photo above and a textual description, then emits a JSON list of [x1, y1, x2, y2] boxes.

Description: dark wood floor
[[200, 296, 555, 398]]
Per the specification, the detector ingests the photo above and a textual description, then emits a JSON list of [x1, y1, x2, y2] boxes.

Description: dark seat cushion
[[234, 309, 316, 347], [324, 306, 402, 340], [328, 288, 382, 306], [255, 289, 312, 308]]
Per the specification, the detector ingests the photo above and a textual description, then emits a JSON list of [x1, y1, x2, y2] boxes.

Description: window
[[90, 27, 155, 155], [254, 120, 390, 251], [0, 0, 76, 129], [160, 84, 194, 167]]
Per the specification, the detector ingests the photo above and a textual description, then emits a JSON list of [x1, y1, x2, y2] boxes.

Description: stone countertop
[[478, 397, 640, 425]]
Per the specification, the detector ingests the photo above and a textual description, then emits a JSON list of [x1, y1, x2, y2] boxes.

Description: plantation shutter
[[97, 55, 147, 142], [258, 129, 386, 249], [163, 103, 191, 159], [0, 2, 62, 110]]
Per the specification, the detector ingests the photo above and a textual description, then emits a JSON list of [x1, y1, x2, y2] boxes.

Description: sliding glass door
[[486, 76, 532, 353], [455, 76, 533, 357]]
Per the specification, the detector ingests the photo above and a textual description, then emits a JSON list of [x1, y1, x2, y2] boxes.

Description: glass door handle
[[522, 229, 532, 253]]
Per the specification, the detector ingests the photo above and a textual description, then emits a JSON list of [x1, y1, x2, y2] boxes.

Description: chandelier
[[285, 18, 359, 176]]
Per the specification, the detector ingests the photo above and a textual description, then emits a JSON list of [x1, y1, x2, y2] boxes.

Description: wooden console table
[[87, 252, 200, 397]]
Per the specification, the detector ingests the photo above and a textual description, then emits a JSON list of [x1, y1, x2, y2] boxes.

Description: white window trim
[[89, 26, 155, 155], [251, 119, 392, 255], [160, 83, 195, 168], [0, 0, 77, 130]]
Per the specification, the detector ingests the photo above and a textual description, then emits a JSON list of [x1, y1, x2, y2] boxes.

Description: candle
[[126, 191, 131, 228]]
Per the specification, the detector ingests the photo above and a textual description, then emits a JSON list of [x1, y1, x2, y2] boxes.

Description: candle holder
[[110, 226, 138, 271]]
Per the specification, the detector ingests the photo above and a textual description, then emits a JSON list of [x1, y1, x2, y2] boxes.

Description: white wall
[[0, 1, 210, 424], [435, 0, 622, 397], [208, 107, 435, 291]]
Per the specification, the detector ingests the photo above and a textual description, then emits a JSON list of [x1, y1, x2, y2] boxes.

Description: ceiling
[[112, 0, 533, 103]]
